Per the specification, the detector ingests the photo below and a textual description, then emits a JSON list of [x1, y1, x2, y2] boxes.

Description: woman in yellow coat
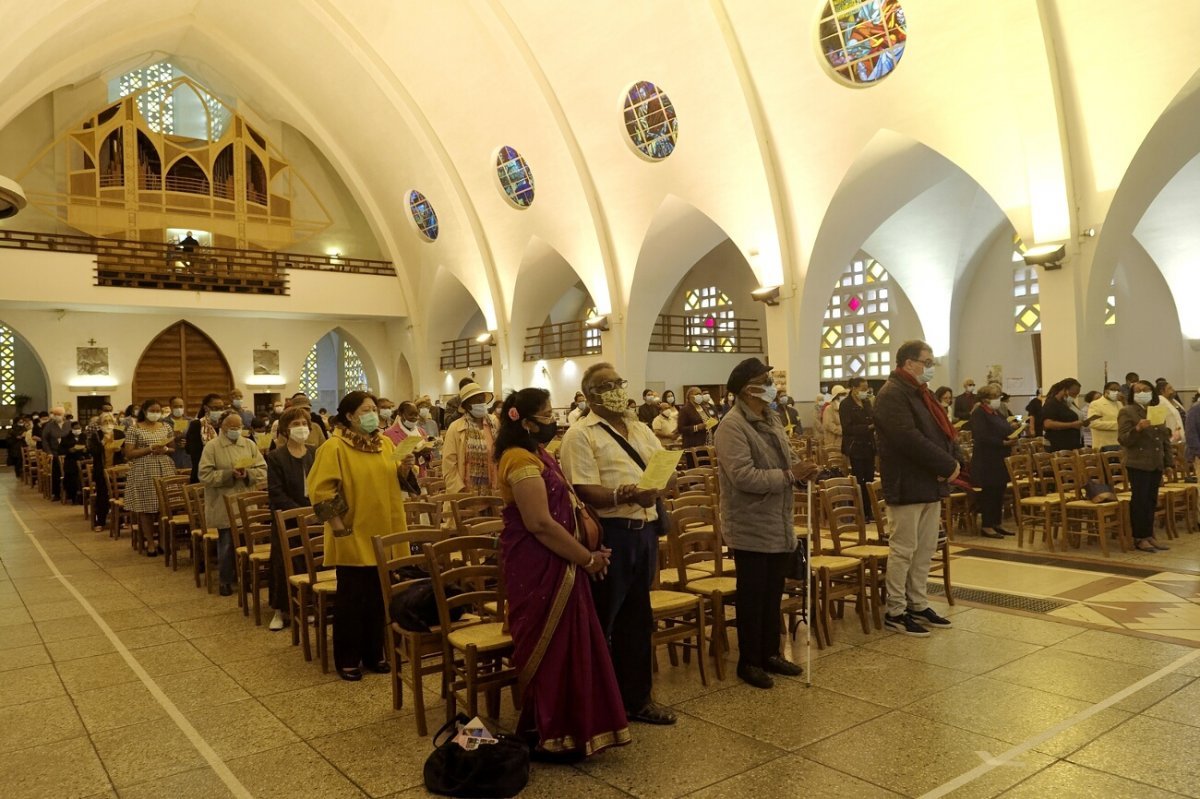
[[307, 391, 408, 681]]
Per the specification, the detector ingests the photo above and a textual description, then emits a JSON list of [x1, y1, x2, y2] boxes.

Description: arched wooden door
[[131, 321, 233, 411]]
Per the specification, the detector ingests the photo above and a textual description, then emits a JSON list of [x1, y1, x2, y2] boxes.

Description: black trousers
[[268, 520, 305, 614], [94, 468, 110, 528], [50, 456, 61, 499], [731, 549, 788, 670], [1128, 467, 1161, 541], [591, 518, 658, 713], [333, 565, 385, 670], [978, 484, 1005, 528], [849, 455, 875, 518]]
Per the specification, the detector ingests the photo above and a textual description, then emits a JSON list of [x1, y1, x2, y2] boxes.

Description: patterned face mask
[[595, 387, 630, 414]]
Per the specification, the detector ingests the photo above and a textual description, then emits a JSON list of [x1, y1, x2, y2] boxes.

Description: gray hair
[[581, 362, 616, 396]]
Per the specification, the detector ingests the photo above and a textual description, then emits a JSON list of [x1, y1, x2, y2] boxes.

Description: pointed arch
[[296, 327, 381, 413], [164, 155, 209, 195], [131, 321, 233, 409], [0, 319, 50, 411]]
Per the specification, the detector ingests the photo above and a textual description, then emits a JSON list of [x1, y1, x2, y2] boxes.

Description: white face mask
[[402, 418, 418, 431], [171, 407, 184, 417], [469, 404, 488, 419], [1106, 391, 1120, 402], [918, 366, 935, 384], [1134, 392, 1153, 406], [379, 408, 393, 420], [755, 383, 779, 403], [101, 425, 114, 434], [577, 401, 588, 411], [145, 412, 162, 422], [288, 426, 310, 442], [231, 399, 243, 409], [419, 407, 431, 419], [273, 404, 284, 413], [988, 398, 1002, 410], [856, 391, 869, 401]]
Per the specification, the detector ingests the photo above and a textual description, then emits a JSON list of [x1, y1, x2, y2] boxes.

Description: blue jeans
[[591, 517, 659, 712]]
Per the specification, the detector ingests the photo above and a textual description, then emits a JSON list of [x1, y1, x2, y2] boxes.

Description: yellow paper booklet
[[1006, 417, 1029, 440], [637, 449, 684, 491], [1147, 403, 1168, 426], [391, 435, 423, 462], [703, 417, 718, 430], [232, 455, 257, 470]]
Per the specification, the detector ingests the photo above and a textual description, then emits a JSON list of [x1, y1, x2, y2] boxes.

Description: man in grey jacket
[[715, 358, 818, 689]]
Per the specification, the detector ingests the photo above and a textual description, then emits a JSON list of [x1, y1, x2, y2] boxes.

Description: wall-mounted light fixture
[[476, 331, 496, 346], [1022, 244, 1066, 271], [245, 375, 287, 387], [0, 175, 27, 219], [751, 285, 781, 306], [584, 314, 610, 331]]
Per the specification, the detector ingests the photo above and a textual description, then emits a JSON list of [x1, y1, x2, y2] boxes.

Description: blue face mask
[[357, 411, 380, 434], [225, 429, 241, 442], [918, 366, 935, 384]]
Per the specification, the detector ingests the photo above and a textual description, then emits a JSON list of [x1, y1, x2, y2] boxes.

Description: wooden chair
[[417, 477, 446, 495], [1100, 449, 1165, 551], [821, 482, 889, 630], [229, 492, 272, 624], [79, 460, 95, 522], [1005, 454, 1060, 551], [183, 483, 219, 591], [865, 479, 952, 605], [807, 505, 870, 648], [372, 529, 450, 736], [38, 451, 53, 499], [685, 445, 716, 468], [404, 500, 444, 530], [273, 507, 333, 660], [665, 492, 714, 511], [104, 465, 131, 540], [649, 546, 711, 684], [449, 495, 505, 535], [296, 511, 338, 672], [154, 475, 192, 569], [424, 535, 517, 723], [667, 505, 735, 669], [670, 473, 711, 498], [1051, 454, 1121, 556]]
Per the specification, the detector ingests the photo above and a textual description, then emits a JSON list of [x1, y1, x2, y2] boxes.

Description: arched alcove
[[131, 321, 233, 409], [297, 327, 379, 413], [421, 267, 492, 397], [0, 320, 50, 414]]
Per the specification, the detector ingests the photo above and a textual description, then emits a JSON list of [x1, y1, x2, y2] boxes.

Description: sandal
[[1134, 541, 1158, 553]]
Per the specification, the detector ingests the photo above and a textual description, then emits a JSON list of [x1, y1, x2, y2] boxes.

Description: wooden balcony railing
[[524, 320, 602, 362], [440, 337, 492, 370], [0, 229, 395, 287], [649, 313, 764, 354]]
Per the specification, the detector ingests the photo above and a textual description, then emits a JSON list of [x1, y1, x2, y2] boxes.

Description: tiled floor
[[2, 470, 1199, 798]]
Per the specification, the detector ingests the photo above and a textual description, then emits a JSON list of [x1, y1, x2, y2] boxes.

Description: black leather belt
[[601, 516, 656, 530]]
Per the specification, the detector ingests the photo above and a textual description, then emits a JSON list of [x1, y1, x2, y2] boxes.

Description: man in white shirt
[[561, 363, 676, 726], [566, 391, 589, 426], [651, 401, 680, 447]]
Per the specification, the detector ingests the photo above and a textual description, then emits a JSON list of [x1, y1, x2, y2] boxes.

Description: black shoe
[[995, 527, 1016, 536], [883, 612, 931, 637], [628, 703, 677, 724], [218, 584, 232, 596], [909, 607, 952, 628], [368, 660, 391, 674], [737, 666, 774, 689], [980, 530, 1004, 539], [337, 668, 362, 682], [763, 656, 803, 677]]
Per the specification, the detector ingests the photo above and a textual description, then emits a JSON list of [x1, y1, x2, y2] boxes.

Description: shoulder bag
[[423, 715, 529, 798], [597, 422, 671, 534]]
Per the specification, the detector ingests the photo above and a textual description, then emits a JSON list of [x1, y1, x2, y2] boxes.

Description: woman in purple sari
[[495, 388, 630, 757]]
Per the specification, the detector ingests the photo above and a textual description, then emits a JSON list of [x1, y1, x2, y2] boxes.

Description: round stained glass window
[[495, 146, 535, 208], [408, 190, 438, 241], [623, 81, 679, 160], [818, 0, 907, 86]]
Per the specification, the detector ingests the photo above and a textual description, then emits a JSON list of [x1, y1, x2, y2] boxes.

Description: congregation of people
[[4, 350, 1192, 760]]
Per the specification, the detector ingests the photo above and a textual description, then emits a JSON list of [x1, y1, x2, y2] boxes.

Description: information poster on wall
[[1004, 376, 1027, 396]]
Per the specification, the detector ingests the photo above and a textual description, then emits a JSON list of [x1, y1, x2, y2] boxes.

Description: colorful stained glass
[[408, 190, 439, 241], [1012, 267, 1042, 333], [496, 146, 535, 208], [684, 287, 736, 351], [341, 340, 368, 394], [822, 257, 895, 380], [0, 325, 14, 406], [623, 81, 679, 159], [847, 295, 862, 312], [819, 0, 907, 86], [299, 344, 319, 398]]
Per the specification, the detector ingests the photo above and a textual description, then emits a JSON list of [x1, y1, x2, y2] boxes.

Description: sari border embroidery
[[506, 465, 543, 487], [539, 727, 632, 756], [517, 561, 576, 693]]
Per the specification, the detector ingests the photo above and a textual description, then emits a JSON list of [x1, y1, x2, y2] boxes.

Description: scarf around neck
[[893, 368, 956, 442], [334, 425, 384, 453]]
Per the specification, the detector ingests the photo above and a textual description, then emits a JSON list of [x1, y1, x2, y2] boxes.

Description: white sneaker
[[269, 611, 285, 632]]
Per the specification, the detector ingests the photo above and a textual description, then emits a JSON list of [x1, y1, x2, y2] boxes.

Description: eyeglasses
[[911, 359, 937, 368], [530, 413, 556, 424], [591, 378, 629, 394]]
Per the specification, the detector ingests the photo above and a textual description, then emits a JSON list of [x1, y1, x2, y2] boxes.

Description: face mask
[[988, 399, 1002, 410], [209, 410, 223, 423], [289, 426, 310, 442], [966, 386, 976, 393], [402, 419, 418, 431], [231, 399, 243, 409], [856, 391, 869, 401], [645, 396, 658, 405], [755, 383, 779, 403], [71, 428, 81, 435], [273, 404, 284, 413], [700, 394, 711, 404], [101, 425, 114, 434], [1134, 392, 1152, 406], [664, 395, 674, 405], [379, 408, 393, 421], [52, 415, 63, 423], [918, 366, 934, 384], [357, 411, 380, 433], [469, 404, 488, 419], [171, 407, 184, 418], [145, 412, 162, 422], [778, 395, 789, 404], [419, 407, 431, 419], [225, 428, 241, 442], [1106, 391, 1120, 402], [530, 419, 558, 445], [596, 387, 630, 414]]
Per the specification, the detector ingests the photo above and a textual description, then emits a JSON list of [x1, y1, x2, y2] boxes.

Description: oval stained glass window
[[818, 0, 907, 86], [408, 190, 438, 241], [623, 81, 679, 159], [495, 146, 535, 208]]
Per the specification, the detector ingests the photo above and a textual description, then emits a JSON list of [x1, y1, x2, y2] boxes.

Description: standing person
[[167, 396, 192, 471], [58, 420, 88, 504], [41, 406, 68, 500], [873, 340, 959, 636], [307, 391, 407, 681], [1041, 379, 1087, 452], [442, 383, 498, 494], [678, 387, 716, 464], [376, 398, 396, 431], [495, 388, 628, 756], [122, 399, 176, 557], [1089, 382, 1124, 450], [969, 384, 1016, 539], [1025, 389, 1045, 438], [661, 389, 677, 410], [1120, 381, 1173, 553], [567, 393, 589, 426], [415, 396, 440, 439], [1186, 395, 1200, 475], [1120, 372, 1139, 402], [1156, 382, 1184, 443], [839, 377, 876, 517], [87, 412, 125, 532], [821, 385, 847, 456], [187, 393, 225, 483], [265, 407, 315, 631], [560, 363, 676, 725], [230, 389, 254, 428], [199, 410, 267, 596], [1080, 390, 1102, 449], [952, 379, 977, 423], [715, 358, 818, 689], [777, 394, 802, 437], [651, 401, 680, 448], [636, 389, 660, 426], [383, 401, 435, 477], [719, 391, 736, 419]]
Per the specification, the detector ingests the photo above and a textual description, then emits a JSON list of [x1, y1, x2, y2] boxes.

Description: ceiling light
[[751, 285, 781, 305], [1022, 244, 1066, 270], [584, 314, 610, 331], [476, 332, 496, 346]]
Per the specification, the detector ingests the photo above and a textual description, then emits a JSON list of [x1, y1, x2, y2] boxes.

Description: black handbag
[[423, 715, 530, 798], [785, 541, 808, 581]]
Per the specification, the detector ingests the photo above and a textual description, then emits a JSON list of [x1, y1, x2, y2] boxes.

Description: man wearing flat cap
[[715, 358, 818, 689]]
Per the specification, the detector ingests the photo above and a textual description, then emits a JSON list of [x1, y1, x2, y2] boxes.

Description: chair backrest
[[458, 517, 504, 536], [1005, 454, 1037, 503], [404, 500, 443, 529], [667, 504, 723, 581], [450, 495, 505, 534], [79, 460, 94, 489], [685, 446, 716, 468], [671, 473, 711, 498], [417, 477, 446, 495], [666, 492, 713, 511], [424, 534, 506, 632], [866, 479, 890, 542], [224, 490, 268, 548], [1031, 452, 1056, 495], [106, 465, 130, 500], [183, 483, 206, 531], [1050, 454, 1084, 501], [824, 450, 850, 473], [1077, 452, 1107, 485], [371, 528, 447, 630], [235, 491, 272, 552], [273, 507, 316, 582], [1100, 449, 1130, 492], [294, 510, 331, 579], [820, 482, 868, 552]]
